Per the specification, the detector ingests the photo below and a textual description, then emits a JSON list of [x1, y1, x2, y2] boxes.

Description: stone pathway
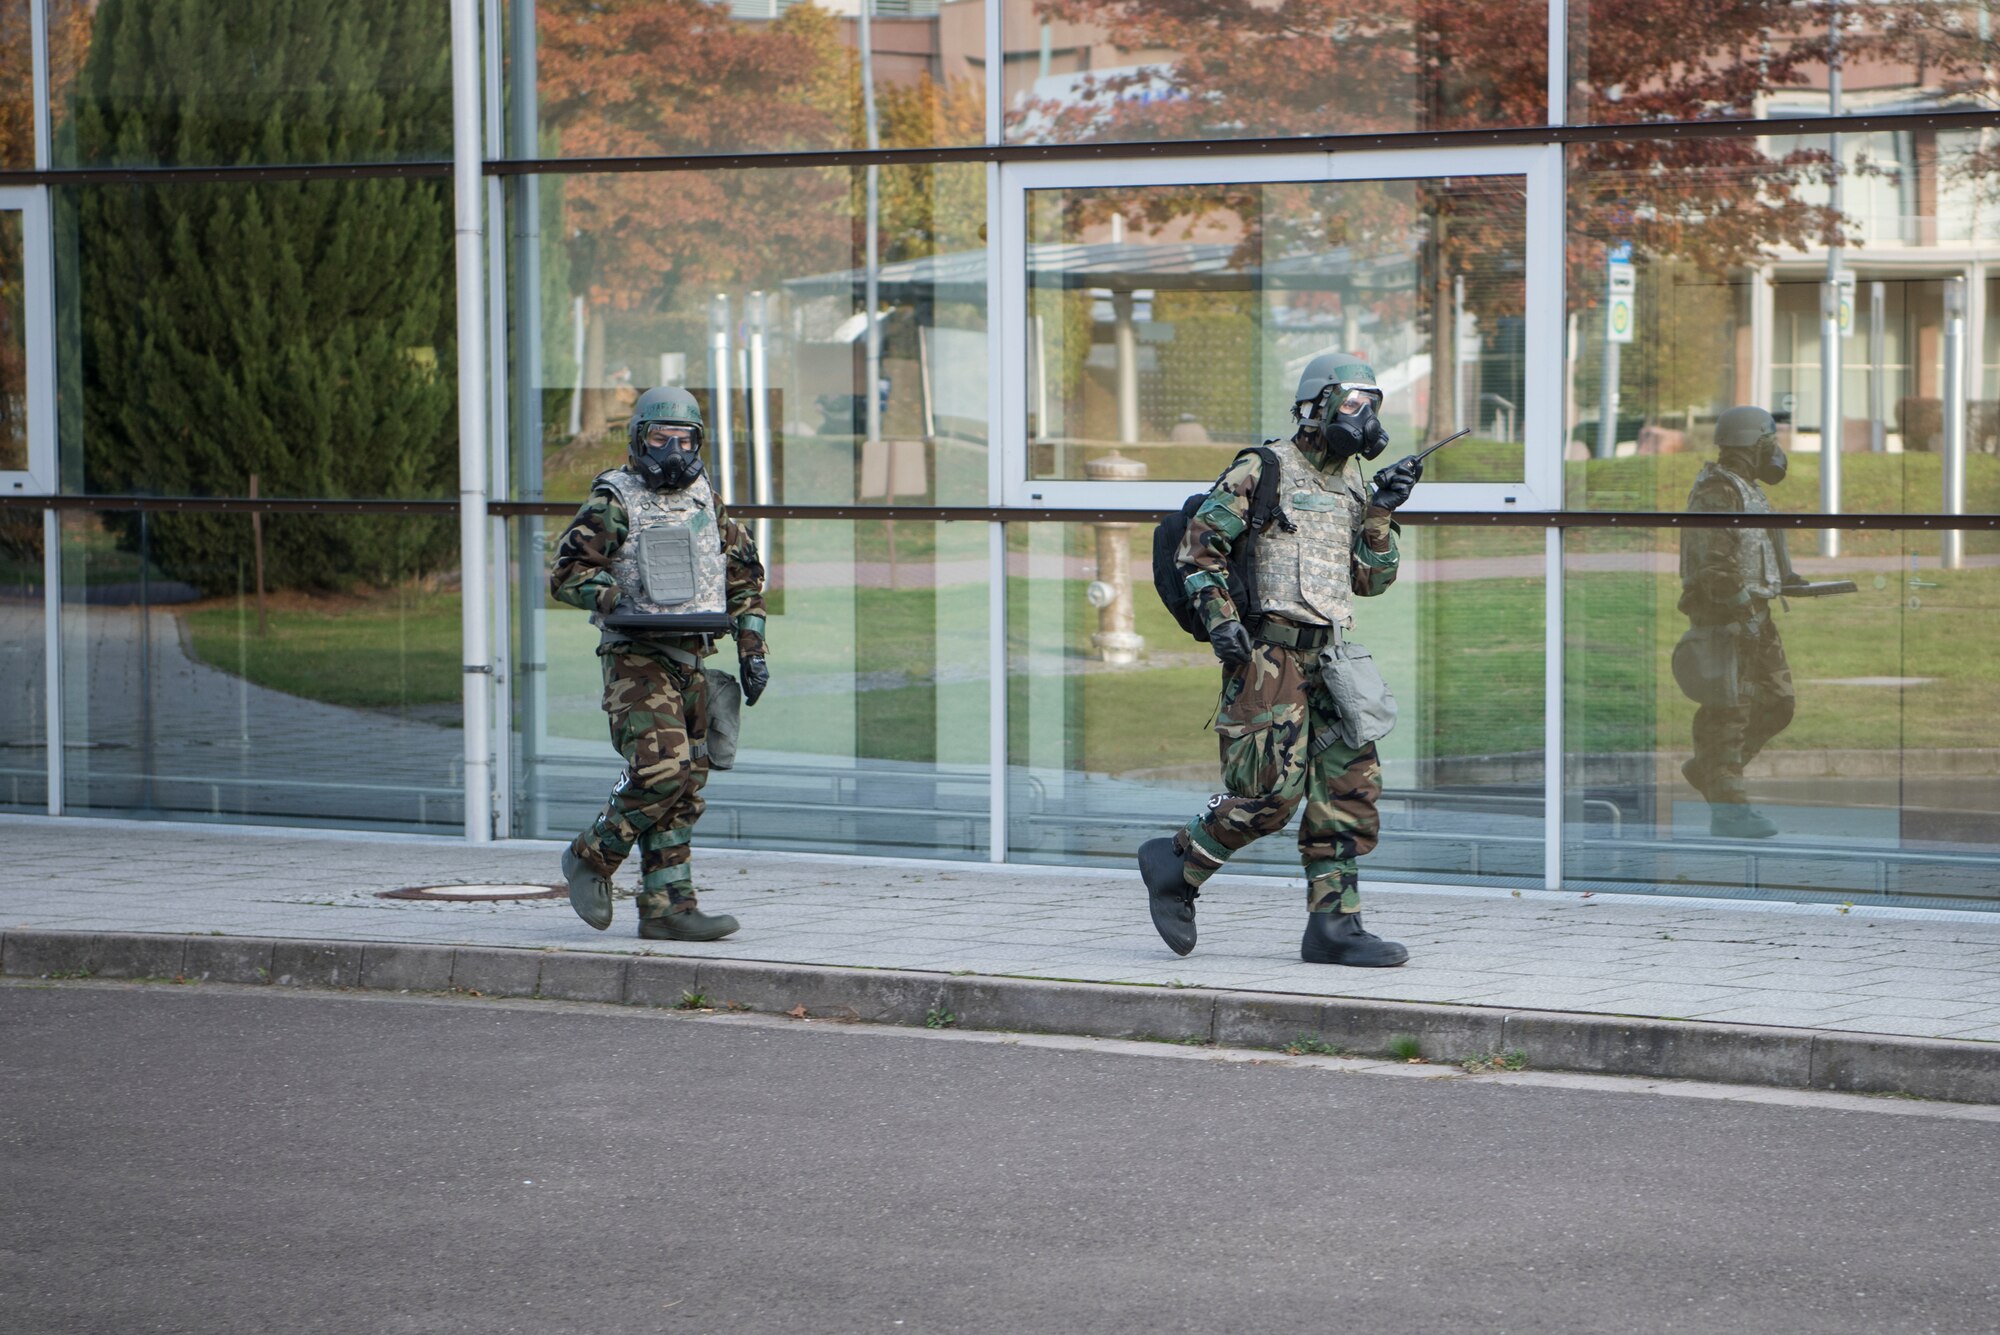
[[5, 815, 1998, 1042]]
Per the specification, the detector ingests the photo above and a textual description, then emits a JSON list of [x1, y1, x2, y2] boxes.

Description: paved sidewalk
[[5, 815, 1999, 1042]]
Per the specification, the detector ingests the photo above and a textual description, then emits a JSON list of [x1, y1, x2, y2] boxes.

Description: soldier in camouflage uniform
[[1137, 354, 1424, 967], [549, 387, 770, 940], [1677, 405, 1801, 840]]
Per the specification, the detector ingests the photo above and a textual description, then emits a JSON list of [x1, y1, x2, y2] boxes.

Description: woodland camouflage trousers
[[1176, 640, 1383, 914], [572, 649, 712, 919], [1688, 612, 1796, 806]]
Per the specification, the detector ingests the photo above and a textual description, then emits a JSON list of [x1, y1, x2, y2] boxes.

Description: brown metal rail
[[4, 493, 1997, 530], [1, 109, 1995, 188]]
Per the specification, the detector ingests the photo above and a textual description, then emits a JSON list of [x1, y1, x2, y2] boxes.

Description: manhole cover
[[377, 883, 566, 903]]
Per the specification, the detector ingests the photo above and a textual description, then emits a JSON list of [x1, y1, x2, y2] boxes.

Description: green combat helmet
[[1293, 353, 1380, 410], [627, 385, 707, 490], [1713, 404, 1786, 485]]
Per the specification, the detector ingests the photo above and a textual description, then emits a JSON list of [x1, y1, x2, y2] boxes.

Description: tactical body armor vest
[[1684, 462, 1782, 600], [1252, 436, 1368, 629], [591, 466, 732, 635]]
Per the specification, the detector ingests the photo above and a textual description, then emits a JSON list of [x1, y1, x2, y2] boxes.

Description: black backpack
[[1151, 445, 1287, 643]]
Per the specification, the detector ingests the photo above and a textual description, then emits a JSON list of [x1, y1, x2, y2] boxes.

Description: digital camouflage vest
[[1683, 462, 1782, 600], [1252, 437, 1368, 628], [591, 467, 730, 632]]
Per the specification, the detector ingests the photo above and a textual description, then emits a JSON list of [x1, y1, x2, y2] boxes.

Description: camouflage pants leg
[[1691, 617, 1795, 805], [1179, 643, 1313, 889], [1298, 727, 1383, 915], [572, 651, 711, 920]]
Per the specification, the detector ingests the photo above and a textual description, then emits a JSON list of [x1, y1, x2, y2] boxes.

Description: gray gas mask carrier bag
[[704, 669, 742, 770], [1313, 622, 1398, 751]]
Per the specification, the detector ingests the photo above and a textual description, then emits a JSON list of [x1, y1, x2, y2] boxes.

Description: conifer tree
[[71, 0, 457, 590]]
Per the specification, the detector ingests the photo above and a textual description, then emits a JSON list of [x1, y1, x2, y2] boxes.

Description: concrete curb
[[5, 928, 1998, 1105]]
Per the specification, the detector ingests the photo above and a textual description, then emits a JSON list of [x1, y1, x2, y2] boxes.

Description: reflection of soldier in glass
[[1675, 406, 1800, 840], [549, 387, 771, 940], [1136, 355, 1423, 968]]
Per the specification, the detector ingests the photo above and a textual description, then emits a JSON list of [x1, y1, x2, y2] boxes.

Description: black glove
[[1369, 456, 1424, 511], [740, 654, 769, 706], [1209, 619, 1254, 667]]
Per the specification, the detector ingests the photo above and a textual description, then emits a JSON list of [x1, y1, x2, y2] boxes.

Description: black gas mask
[[1724, 435, 1787, 487], [631, 420, 704, 491], [1303, 385, 1389, 461]]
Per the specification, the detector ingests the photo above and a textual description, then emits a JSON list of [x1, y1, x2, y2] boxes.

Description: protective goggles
[[1330, 385, 1382, 415], [642, 422, 700, 449]]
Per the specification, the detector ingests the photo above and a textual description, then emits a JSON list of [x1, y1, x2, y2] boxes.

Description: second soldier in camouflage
[[1137, 354, 1422, 967]]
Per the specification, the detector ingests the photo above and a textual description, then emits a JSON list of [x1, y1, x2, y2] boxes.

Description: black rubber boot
[[1710, 804, 1779, 839], [638, 904, 741, 942], [1301, 912, 1408, 967], [1137, 836, 1199, 957], [561, 846, 614, 931]]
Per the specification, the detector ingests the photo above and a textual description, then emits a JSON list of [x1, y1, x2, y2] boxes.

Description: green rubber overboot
[[562, 846, 614, 931], [638, 903, 740, 942]]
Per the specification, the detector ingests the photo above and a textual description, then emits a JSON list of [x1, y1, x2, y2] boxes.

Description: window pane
[[55, 179, 457, 498], [1002, 0, 1548, 145], [513, 515, 992, 858], [1563, 524, 2000, 906], [0, 208, 25, 474], [1570, 1, 2000, 127], [59, 509, 464, 831], [1567, 137, 2000, 515], [1027, 175, 1526, 483], [519, 0, 987, 159], [0, 509, 45, 811], [509, 164, 987, 508], [0, 0, 30, 169], [49, 0, 452, 167], [1008, 520, 1544, 888]]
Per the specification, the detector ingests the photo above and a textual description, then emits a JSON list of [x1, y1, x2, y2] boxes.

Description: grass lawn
[[174, 527, 2000, 774], [182, 588, 463, 711]]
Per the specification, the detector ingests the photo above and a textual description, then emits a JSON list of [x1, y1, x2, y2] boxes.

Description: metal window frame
[[0, 187, 55, 498], [995, 146, 1565, 512]]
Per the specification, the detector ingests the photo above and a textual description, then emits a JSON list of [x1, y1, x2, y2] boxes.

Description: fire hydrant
[[1084, 450, 1147, 664]]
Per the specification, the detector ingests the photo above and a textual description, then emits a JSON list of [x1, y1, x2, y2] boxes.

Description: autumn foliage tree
[[536, 0, 855, 434], [1013, 0, 1955, 428]]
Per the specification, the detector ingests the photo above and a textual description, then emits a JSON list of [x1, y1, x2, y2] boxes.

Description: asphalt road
[[2, 985, 1996, 1335]]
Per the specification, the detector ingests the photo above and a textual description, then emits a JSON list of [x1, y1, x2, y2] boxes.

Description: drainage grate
[[377, 884, 566, 903]]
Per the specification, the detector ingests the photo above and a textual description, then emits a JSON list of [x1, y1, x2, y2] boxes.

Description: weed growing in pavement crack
[[925, 1007, 958, 1029], [676, 990, 710, 1010], [1282, 1034, 1344, 1057], [1387, 1033, 1425, 1062], [1460, 1049, 1529, 1074]]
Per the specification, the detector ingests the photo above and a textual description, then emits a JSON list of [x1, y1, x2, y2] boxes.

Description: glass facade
[[1, 0, 1995, 909], [48, 0, 453, 167], [56, 509, 464, 830], [1000, 0, 1548, 143]]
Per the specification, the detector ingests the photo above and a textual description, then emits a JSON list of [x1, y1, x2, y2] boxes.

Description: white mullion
[[1543, 525, 1564, 889], [984, 0, 1003, 147], [29, 0, 51, 169], [1546, 0, 1567, 129], [43, 506, 62, 814], [986, 158, 1009, 861]]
